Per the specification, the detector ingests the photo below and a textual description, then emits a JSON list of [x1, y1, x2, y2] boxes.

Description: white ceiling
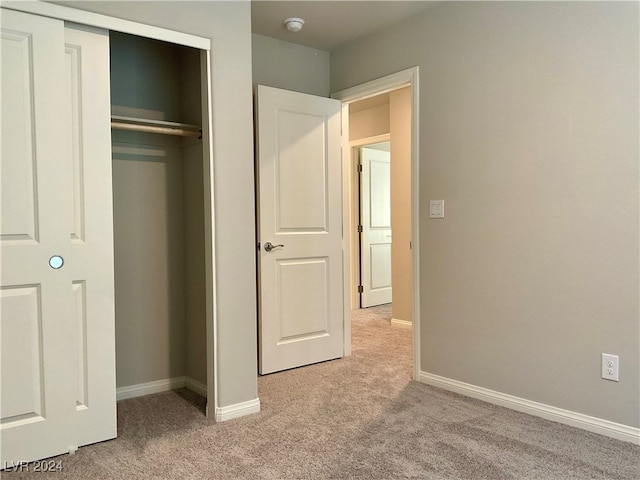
[[251, 1, 438, 52]]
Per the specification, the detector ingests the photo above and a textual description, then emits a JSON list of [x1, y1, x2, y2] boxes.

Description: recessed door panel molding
[[277, 257, 330, 343], [257, 85, 343, 375], [65, 43, 86, 243], [369, 243, 392, 290], [1, 29, 39, 244], [0, 285, 45, 424], [360, 145, 392, 307], [369, 159, 391, 229], [276, 109, 328, 233], [72, 281, 89, 409]]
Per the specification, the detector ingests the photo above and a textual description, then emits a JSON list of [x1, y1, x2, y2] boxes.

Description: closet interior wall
[[109, 32, 207, 391]]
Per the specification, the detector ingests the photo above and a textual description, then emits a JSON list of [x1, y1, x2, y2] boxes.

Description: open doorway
[[347, 89, 412, 324], [333, 67, 420, 379]]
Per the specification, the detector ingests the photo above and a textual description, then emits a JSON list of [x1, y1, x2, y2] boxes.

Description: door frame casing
[[3, 1, 218, 417], [332, 67, 420, 380]]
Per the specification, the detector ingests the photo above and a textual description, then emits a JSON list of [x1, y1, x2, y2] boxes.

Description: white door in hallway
[[256, 85, 344, 374], [360, 146, 392, 307], [1, 10, 116, 464]]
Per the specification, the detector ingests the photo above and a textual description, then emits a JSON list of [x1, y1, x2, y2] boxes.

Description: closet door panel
[[0, 10, 116, 464], [1, 9, 77, 464], [64, 24, 116, 448]]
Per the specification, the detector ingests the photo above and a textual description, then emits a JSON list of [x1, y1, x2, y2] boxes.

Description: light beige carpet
[[4, 304, 639, 479]]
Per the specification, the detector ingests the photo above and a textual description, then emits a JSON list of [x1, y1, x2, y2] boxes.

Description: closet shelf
[[111, 115, 202, 138]]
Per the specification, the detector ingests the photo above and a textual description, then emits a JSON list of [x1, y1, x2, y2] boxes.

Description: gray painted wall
[[389, 88, 412, 325], [183, 141, 207, 387], [349, 103, 390, 141], [252, 33, 330, 96], [112, 133, 187, 387], [331, 1, 639, 427]]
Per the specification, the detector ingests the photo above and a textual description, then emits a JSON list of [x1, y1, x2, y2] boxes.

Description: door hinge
[[357, 164, 363, 172], [358, 285, 364, 293], [357, 225, 363, 233]]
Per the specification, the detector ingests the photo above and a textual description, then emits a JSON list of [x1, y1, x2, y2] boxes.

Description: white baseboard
[[391, 318, 412, 328], [116, 376, 186, 401], [115, 377, 260, 423], [185, 377, 207, 397], [419, 372, 640, 445], [215, 398, 261, 422], [117, 376, 207, 401]]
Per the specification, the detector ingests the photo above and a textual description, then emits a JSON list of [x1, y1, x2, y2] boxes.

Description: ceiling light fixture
[[284, 17, 305, 32]]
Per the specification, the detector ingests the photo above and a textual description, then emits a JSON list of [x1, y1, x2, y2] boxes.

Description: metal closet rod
[[111, 115, 202, 138]]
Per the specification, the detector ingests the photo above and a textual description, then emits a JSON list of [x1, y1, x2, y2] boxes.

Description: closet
[[109, 32, 208, 401], [1, 6, 213, 465]]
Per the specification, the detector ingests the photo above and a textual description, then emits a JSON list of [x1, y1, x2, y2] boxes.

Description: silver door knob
[[263, 241, 284, 252]]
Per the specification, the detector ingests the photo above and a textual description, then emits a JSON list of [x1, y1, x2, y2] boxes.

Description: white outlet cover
[[601, 353, 619, 382], [429, 200, 444, 218]]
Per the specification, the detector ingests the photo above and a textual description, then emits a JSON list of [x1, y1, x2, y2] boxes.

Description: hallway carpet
[[4, 304, 639, 479]]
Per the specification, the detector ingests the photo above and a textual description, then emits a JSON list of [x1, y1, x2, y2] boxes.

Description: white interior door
[[1, 10, 116, 464], [360, 146, 392, 307], [256, 85, 343, 375]]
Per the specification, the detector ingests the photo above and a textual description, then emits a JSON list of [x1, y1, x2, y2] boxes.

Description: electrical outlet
[[601, 353, 619, 382]]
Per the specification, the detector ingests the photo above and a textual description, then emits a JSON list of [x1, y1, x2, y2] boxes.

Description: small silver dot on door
[[49, 255, 64, 269]]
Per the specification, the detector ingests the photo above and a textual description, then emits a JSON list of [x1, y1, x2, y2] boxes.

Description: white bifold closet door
[[1, 10, 116, 464]]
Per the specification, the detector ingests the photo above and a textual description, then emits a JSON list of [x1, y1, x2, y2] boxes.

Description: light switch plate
[[429, 200, 444, 218]]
